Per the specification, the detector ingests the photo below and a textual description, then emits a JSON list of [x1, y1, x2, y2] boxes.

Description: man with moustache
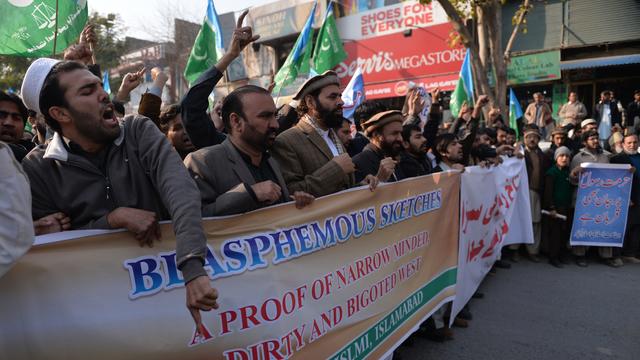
[[158, 104, 196, 159], [273, 71, 378, 197], [15, 9, 264, 331], [19, 57, 218, 331], [0, 91, 35, 162], [509, 125, 550, 263], [433, 133, 465, 172], [353, 110, 405, 183], [184, 86, 314, 216], [398, 123, 432, 178], [610, 134, 640, 262], [569, 129, 620, 267]]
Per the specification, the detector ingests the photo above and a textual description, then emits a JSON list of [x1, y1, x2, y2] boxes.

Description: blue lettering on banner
[[124, 191, 442, 299], [570, 167, 632, 247]]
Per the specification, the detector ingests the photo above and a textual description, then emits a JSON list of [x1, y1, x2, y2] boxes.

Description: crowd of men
[[1, 11, 639, 355]]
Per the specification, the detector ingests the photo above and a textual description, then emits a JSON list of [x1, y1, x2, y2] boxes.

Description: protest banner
[[570, 163, 632, 247], [451, 157, 534, 324], [0, 172, 460, 360]]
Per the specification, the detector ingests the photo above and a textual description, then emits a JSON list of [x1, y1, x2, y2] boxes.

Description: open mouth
[[102, 104, 118, 125]]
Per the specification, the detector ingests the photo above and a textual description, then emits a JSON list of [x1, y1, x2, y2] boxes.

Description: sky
[[89, 0, 266, 41]]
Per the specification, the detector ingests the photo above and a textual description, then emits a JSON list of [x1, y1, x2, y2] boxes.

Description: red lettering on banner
[[188, 322, 214, 347], [219, 285, 307, 335], [481, 230, 501, 259], [309, 305, 344, 343], [280, 325, 306, 357], [334, 246, 393, 289], [462, 203, 482, 234], [482, 197, 499, 225], [250, 340, 284, 360], [224, 339, 285, 360], [467, 239, 484, 262]]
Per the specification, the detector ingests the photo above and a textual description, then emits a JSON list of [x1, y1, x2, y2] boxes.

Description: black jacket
[[594, 101, 622, 128], [610, 152, 640, 225], [628, 100, 640, 125], [347, 132, 369, 157], [181, 67, 227, 149], [352, 143, 403, 183], [398, 151, 433, 178]]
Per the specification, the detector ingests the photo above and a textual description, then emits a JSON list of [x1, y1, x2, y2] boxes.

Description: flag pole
[[274, 66, 293, 105], [52, 0, 60, 56]]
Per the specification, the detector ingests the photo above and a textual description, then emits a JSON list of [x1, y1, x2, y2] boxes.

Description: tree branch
[[437, 0, 474, 47], [503, 0, 531, 62]]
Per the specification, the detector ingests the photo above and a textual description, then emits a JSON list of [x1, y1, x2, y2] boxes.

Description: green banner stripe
[[329, 267, 457, 360]]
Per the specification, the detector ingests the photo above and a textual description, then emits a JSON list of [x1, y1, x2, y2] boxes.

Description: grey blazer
[[184, 139, 289, 216]]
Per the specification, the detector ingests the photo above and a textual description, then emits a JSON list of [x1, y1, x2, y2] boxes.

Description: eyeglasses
[[0, 110, 24, 122]]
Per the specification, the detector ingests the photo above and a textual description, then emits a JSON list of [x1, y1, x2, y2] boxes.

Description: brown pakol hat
[[292, 70, 341, 100], [362, 110, 404, 136]]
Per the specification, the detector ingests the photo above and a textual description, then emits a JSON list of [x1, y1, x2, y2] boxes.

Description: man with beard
[[569, 129, 621, 267], [184, 86, 314, 216], [610, 134, 640, 263], [181, 11, 259, 149], [433, 133, 464, 172], [0, 91, 35, 162], [398, 123, 432, 177], [353, 110, 404, 183], [20, 58, 217, 333], [495, 124, 509, 146], [335, 117, 353, 154], [594, 91, 622, 144], [158, 104, 196, 159], [544, 128, 568, 163], [509, 125, 550, 263], [273, 71, 378, 197]]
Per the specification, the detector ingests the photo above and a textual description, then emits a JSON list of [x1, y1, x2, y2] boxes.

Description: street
[[398, 258, 640, 360]]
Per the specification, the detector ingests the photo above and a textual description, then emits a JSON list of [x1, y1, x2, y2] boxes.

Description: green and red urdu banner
[[0, 172, 460, 359]]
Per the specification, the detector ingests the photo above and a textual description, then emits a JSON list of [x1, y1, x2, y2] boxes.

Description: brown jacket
[[524, 102, 553, 127], [272, 120, 354, 197], [21, 115, 207, 282], [184, 139, 290, 216]]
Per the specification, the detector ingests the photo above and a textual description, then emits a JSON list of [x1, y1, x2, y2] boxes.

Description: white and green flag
[[449, 50, 474, 119], [184, 0, 224, 85], [312, 1, 346, 73], [272, 1, 317, 95], [0, 0, 88, 57]]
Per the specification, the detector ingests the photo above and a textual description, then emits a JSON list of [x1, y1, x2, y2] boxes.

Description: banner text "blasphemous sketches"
[[124, 189, 442, 299]]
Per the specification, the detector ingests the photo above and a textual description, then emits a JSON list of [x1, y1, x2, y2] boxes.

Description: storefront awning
[[560, 54, 640, 70]]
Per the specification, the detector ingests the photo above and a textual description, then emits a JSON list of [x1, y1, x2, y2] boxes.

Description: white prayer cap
[[20, 58, 60, 115]]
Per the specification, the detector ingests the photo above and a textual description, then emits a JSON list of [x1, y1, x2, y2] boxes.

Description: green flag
[[0, 0, 87, 57], [272, 1, 317, 95], [449, 50, 474, 119], [312, 2, 346, 73], [184, 0, 224, 85]]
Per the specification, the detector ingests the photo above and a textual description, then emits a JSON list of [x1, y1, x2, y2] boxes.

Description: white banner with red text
[[451, 157, 534, 325]]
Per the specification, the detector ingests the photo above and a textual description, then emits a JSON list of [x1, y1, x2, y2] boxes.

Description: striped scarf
[[301, 114, 346, 155]]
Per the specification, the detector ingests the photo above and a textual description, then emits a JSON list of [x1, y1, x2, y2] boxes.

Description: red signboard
[[336, 23, 465, 99]]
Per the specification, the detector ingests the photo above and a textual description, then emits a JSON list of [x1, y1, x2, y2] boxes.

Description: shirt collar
[[43, 123, 125, 161]]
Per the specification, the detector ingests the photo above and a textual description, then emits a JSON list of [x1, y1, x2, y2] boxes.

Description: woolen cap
[[292, 70, 340, 100], [20, 58, 60, 115], [551, 127, 567, 136], [554, 146, 571, 160], [581, 118, 596, 128], [523, 128, 541, 138], [361, 110, 404, 136]]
